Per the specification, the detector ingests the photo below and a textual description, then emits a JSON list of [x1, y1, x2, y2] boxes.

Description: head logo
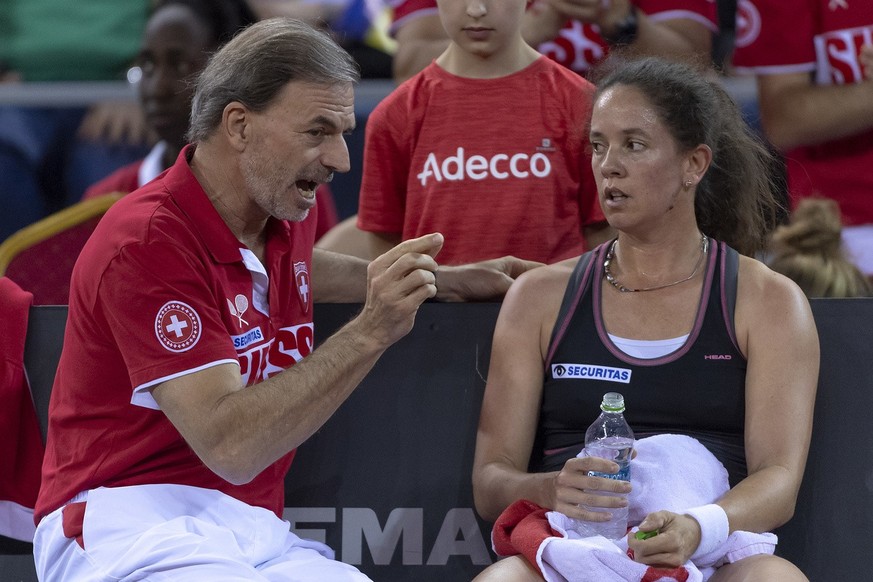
[[294, 261, 310, 313], [554, 365, 566, 377], [734, 1, 761, 49], [227, 294, 249, 327], [155, 301, 202, 352]]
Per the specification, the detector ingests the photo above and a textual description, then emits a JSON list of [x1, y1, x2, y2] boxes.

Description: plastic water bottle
[[580, 392, 635, 539]]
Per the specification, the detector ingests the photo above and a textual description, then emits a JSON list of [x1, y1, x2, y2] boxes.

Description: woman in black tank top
[[471, 55, 819, 582]]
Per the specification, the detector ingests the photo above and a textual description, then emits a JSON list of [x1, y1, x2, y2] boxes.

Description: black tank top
[[534, 239, 748, 486]]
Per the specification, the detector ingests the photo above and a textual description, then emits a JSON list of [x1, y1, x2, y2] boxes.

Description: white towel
[[539, 434, 776, 582]]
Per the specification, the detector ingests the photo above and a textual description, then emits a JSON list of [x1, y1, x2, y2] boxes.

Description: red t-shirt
[[388, 0, 718, 77], [358, 57, 602, 265], [36, 146, 317, 521], [732, 0, 873, 225]]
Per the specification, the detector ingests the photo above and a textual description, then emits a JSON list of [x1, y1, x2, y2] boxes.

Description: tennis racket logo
[[227, 294, 249, 327]]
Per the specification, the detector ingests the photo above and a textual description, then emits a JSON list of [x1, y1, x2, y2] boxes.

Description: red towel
[[0, 277, 44, 541], [493, 499, 556, 572]]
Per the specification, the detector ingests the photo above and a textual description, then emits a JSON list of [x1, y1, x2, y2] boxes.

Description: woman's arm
[[719, 258, 819, 532], [472, 263, 630, 522], [471, 268, 556, 520], [630, 257, 819, 567]]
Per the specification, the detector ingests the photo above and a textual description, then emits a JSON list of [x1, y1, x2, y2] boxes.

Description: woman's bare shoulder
[[496, 258, 580, 335], [737, 255, 808, 306], [510, 257, 578, 301], [736, 255, 816, 341]]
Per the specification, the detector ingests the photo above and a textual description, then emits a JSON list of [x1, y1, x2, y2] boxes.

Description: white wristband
[[685, 503, 729, 561]]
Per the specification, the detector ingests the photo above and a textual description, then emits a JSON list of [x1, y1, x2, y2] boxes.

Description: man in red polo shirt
[[33, 17, 536, 581]]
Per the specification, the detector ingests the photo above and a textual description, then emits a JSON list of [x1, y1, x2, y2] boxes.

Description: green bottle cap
[[601, 392, 626, 412]]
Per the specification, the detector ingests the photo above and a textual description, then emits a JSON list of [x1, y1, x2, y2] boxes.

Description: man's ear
[[221, 101, 249, 152]]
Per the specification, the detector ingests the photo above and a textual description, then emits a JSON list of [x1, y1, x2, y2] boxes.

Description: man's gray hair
[[187, 17, 360, 142]]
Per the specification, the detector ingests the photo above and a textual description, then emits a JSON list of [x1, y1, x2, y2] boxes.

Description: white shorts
[[33, 484, 372, 581]]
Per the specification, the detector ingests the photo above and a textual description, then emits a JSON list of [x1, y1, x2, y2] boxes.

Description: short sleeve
[[637, 0, 719, 31], [357, 94, 412, 234], [96, 241, 239, 409], [388, 0, 439, 36], [732, 0, 817, 72]]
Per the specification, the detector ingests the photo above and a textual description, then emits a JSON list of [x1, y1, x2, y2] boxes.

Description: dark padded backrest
[[772, 298, 873, 580], [24, 305, 67, 442], [18, 299, 873, 581]]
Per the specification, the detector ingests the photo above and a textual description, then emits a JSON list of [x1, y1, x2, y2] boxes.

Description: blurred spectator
[[767, 198, 873, 299], [731, 0, 873, 277], [388, 0, 719, 83], [86, 0, 255, 195], [0, 0, 152, 242], [83, 0, 340, 240], [248, 0, 395, 77]]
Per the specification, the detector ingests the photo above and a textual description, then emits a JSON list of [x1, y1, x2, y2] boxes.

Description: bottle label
[[583, 437, 634, 482], [588, 465, 630, 481]]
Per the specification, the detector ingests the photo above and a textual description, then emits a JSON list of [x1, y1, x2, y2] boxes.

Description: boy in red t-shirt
[[332, 0, 610, 265]]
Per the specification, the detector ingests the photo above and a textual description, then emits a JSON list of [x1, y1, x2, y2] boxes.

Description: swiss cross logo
[[538, 20, 605, 73], [155, 301, 202, 352], [294, 261, 310, 313], [734, 0, 761, 49]]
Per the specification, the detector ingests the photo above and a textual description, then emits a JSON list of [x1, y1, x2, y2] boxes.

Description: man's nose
[[323, 134, 351, 174]]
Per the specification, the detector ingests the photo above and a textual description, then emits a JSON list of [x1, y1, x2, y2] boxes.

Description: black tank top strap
[[718, 241, 741, 353], [545, 242, 609, 369]]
